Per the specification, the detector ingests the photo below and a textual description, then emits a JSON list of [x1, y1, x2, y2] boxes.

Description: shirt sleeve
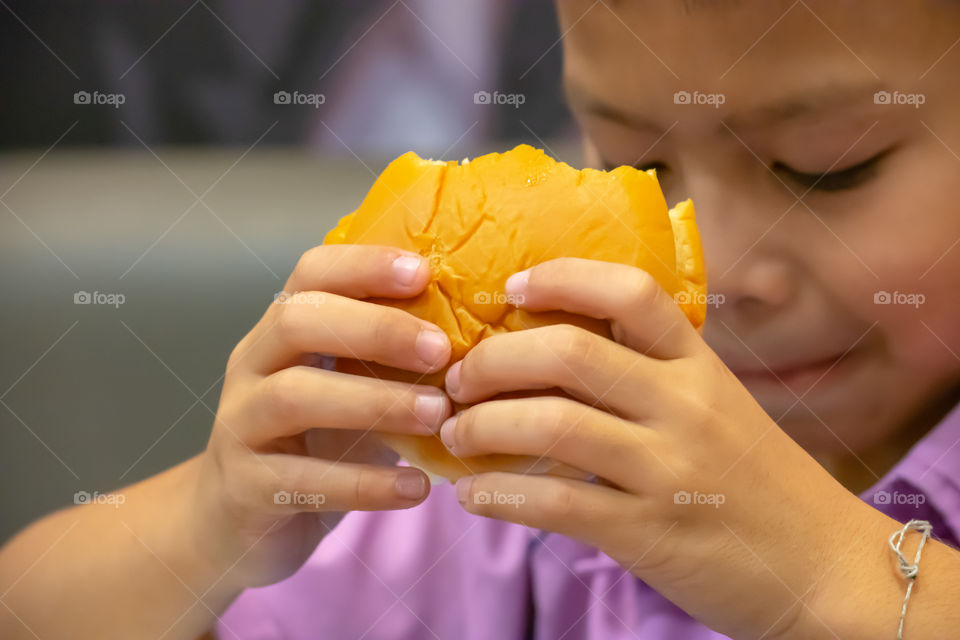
[[216, 482, 534, 640]]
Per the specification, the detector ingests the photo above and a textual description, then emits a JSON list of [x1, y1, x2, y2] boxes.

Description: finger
[[455, 472, 635, 553], [445, 324, 656, 419], [506, 258, 701, 359], [284, 244, 431, 299], [440, 397, 654, 492], [252, 453, 430, 512], [239, 294, 451, 375], [242, 366, 451, 444]]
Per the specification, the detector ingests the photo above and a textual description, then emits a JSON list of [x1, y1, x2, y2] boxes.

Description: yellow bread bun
[[324, 144, 706, 481]]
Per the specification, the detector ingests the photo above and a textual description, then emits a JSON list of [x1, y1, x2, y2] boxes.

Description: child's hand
[[194, 244, 452, 589], [443, 258, 893, 639]]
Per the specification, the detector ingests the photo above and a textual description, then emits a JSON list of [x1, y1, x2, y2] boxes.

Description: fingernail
[[393, 255, 423, 287], [415, 329, 449, 367], [455, 476, 473, 505], [505, 269, 530, 300], [440, 415, 458, 452], [445, 361, 461, 398], [414, 393, 447, 431], [395, 468, 427, 500]]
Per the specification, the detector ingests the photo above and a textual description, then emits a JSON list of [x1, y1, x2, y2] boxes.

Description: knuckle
[[226, 338, 249, 375], [259, 369, 303, 424], [548, 324, 598, 376], [624, 269, 664, 310], [290, 246, 323, 287], [543, 483, 577, 520], [536, 400, 575, 447], [369, 384, 415, 428], [553, 402, 590, 449], [367, 307, 406, 354], [274, 300, 304, 345]]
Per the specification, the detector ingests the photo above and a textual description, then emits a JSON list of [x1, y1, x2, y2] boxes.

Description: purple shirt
[[217, 403, 960, 639]]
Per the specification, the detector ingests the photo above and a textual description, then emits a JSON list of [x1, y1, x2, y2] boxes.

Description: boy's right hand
[[191, 244, 452, 590]]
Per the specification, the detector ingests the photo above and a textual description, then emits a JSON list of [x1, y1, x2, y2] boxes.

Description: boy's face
[[559, 0, 960, 456]]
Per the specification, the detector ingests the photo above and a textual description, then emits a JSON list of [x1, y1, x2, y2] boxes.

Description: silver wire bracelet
[[888, 519, 932, 639]]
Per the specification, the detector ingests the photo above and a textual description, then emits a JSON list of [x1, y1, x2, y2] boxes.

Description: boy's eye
[[774, 151, 888, 192]]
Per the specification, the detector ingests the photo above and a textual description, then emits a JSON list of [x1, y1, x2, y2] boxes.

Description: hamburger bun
[[324, 144, 706, 481]]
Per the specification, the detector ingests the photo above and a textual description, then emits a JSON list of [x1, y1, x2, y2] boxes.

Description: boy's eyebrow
[[565, 83, 662, 133], [565, 81, 886, 133]]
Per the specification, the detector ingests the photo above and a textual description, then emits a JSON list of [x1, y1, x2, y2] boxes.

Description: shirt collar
[[861, 400, 960, 548]]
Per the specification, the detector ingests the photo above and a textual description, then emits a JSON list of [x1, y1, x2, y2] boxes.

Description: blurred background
[[0, 0, 578, 543]]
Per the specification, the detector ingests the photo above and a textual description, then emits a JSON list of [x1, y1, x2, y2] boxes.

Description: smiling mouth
[[730, 349, 861, 395]]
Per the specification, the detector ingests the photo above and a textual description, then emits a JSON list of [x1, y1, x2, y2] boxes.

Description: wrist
[[175, 453, 251, 597], [788, 505, 960, 639]]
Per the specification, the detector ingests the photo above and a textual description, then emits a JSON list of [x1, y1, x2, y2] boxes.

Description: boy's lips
[[728, 349, 862, 396]]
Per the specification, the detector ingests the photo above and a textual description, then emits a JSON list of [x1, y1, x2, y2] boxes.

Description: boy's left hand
[[442, 258, 894, 640]]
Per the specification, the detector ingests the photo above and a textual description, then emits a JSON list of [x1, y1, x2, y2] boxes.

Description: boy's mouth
[[728, 349, 862, 396]]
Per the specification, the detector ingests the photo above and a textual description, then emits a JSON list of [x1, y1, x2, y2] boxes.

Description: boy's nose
[[692, 195, 799, 323]]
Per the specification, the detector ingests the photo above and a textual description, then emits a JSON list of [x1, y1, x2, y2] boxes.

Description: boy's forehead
[[556, 0, 954, 113]]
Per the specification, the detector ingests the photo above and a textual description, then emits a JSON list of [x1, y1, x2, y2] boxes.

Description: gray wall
[[0, 148, 381, 542]]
